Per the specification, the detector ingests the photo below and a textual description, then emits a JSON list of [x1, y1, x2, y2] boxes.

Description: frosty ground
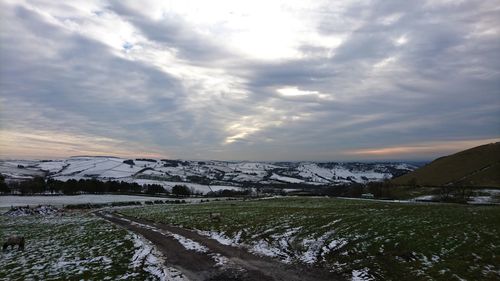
[[119, 197, 500, 281], [0, 194, 200, 208], [1, 197, 499, 281], [0, 211, 183, 280]]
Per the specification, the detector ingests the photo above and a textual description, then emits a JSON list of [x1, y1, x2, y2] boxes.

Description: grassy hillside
[[392, 142, 500, 187]]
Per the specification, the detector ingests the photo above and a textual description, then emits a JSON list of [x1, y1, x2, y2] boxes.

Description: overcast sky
[[1, 0, 499, 161]]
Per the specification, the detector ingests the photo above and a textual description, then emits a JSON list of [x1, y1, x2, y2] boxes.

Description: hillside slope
[[392, 142, 500, 187]]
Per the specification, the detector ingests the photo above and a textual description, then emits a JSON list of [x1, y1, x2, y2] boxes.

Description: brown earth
[[96, 211, 344, 281]]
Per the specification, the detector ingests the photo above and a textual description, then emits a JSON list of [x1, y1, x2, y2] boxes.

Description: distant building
[[361, 193, 375, 199]]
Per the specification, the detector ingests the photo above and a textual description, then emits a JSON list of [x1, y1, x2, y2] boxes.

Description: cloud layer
[[1, 0, 499, 160]]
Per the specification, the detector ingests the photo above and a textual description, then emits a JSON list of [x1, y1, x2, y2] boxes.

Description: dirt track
[[97, 211, 343, 281]]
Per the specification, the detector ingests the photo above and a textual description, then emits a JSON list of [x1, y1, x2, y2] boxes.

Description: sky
[[0, 0, 499, 161]]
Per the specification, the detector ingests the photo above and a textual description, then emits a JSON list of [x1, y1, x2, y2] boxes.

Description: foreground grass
[[120, 197, 500, 281], [0, 211, 157, 280]]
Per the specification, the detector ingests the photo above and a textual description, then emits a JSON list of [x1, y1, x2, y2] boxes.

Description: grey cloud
[[107, 1, 234, 63], [226, 0, 500, 154], [1, 5, 192, 147], [1, 0, 499, 161]]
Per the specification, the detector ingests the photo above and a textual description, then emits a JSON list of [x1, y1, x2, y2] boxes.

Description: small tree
[[438, 185, 453, 202], [18, 176, 46, 194], [0, 174, 9, 194], [146, 184, 165, 194], [123, 159, 135, 166], [172, 185, 191, 196], [346, 183, 364, 197]]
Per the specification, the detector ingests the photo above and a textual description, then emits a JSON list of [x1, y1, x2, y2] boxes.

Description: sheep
[[209, 212, 222, 222], [3, 235, 25, 251]]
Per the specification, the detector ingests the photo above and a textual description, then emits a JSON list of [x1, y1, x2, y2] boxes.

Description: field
[[119, 197, 500, 281], [0, 211, 183, 280], [0, 195, 195, 208]]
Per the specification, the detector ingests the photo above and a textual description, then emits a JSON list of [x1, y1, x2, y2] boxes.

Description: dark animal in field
[[3, 235, 25, 251], [209, 212, 222, 222]]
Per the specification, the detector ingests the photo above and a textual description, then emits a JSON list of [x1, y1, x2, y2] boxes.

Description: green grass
[[120, 197, 500, 280], [0, 212, 158, 280]]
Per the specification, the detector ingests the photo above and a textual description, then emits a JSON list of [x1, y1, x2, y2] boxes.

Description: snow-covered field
[[0, 195, 187, 208], [411, 189, 500, 205], [0, 157, 417, 190], [0, 213, 174, 280], [128, 179, 242, 195], [468, 189, 500, 204]]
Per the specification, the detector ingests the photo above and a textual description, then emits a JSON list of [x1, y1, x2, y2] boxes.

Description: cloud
[[0, 0, 499, 161]]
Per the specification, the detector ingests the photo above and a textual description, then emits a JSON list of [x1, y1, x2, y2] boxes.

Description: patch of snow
[[128, 220, 209, 253], [322, 238, 348, 257], [36, 161, 67, 174], [270, 173, 304, 183], [170, 233, 209, 253], [198, 231, 233, 245], [210, 253, 229, 267], [413, 195, 437, 201], [4, 205, 61, 216], [351, 268, 374, 281], [300, 230, 335, 264], [250, 240, 282, 258], [130, 233, 187, 281]]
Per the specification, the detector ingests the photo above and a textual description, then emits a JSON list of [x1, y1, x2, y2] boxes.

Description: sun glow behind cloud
[[277, 87, 329, 99], [145, 0, 343, 60], [0, 129, 165, 159], [345, 138, 500, 159]]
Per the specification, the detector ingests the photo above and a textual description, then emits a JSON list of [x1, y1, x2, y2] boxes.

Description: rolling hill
[[0, 157, 418, 194], [392, 142, 500, 187]]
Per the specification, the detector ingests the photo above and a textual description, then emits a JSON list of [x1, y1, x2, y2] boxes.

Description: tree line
[[0, 174, 476, 203], [0, 176, 179, 196], [0, 175, 251, 197]]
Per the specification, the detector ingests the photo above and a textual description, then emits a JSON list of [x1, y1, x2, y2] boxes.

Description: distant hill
[[0, 157, 417, 192], [392, 142, 500, 187]]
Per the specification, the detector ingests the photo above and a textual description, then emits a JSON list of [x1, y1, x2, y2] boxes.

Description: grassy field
[[0, 211, 169, 280], [120, 197, 500, 281]]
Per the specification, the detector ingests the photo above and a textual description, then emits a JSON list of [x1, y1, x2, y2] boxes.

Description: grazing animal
[[209, 212, 222, 222], [3, 235, 25, 251]]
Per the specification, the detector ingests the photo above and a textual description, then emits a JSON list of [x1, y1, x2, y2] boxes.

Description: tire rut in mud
[[97, 211, 343, 281]]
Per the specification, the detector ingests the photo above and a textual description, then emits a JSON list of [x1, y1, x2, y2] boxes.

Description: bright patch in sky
[[277, 87, 331, 100], [394, 35, 408, 46]]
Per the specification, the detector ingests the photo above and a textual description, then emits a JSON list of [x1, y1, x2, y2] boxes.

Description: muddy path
[[96, 211, 343, 281]]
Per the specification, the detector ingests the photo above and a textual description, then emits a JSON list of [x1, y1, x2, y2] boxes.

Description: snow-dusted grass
[[119, 197, 500, 281], [0, 213, 170, 280], [0, 195, 174, 208]]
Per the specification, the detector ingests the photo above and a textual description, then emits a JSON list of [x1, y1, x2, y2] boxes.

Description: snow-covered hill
[[0, 157, 418, 193]]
